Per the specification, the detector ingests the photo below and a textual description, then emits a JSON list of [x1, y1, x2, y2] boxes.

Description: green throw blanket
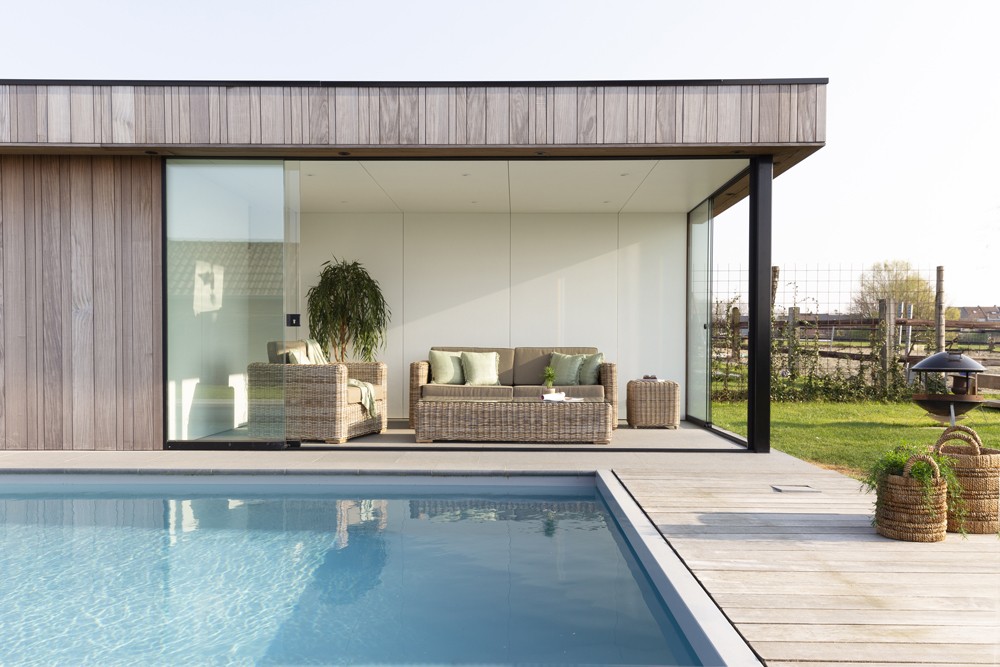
[[347, 378, 379, 418]]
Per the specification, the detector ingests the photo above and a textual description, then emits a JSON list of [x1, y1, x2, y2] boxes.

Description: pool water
[[0, 479, 701, 666]]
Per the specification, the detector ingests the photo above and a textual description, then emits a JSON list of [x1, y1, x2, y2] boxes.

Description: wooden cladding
[[0, 83, 826, 149], [0, 155, 162, 450]]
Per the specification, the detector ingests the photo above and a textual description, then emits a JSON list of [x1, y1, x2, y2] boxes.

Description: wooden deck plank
[[615, 464, 1000, 665]]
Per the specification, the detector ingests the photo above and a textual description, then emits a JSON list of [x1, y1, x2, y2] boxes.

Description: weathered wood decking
[[616, 457, 1000, 666]]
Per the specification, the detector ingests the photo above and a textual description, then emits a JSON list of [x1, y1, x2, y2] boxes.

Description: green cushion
[[305, 338, 329, 364], [578, 352, 604, 385], [429, 349, 465, 384], [550, 352, 584, 386], [462, 351, 500, 386]]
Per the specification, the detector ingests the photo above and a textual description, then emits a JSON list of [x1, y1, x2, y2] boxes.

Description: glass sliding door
[[165, 160, 287, 443], [686, 199, 712, 424]]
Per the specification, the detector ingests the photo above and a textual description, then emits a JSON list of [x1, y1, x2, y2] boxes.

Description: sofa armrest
[[409, 360, 430, 428], [344, 361, 387, 389], [599, 362, 618, 427]]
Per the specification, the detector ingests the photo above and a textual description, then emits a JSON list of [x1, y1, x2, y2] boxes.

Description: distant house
[[960, 306, 1000, 322]]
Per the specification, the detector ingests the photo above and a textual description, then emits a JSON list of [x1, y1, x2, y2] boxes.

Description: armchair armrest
[[344, 361, 388, 389], [409, 360, 430, 428], [599, 362, 618, 427]]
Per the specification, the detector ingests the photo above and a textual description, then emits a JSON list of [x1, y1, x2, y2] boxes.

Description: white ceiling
[[294, 159, 747, 215]]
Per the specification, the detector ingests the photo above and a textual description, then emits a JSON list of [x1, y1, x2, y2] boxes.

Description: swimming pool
[[0, 472, 759, 666]]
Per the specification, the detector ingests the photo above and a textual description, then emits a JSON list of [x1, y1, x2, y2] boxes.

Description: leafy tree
[[852, 260, 935, 320]]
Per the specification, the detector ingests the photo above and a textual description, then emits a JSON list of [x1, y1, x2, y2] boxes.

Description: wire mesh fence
[[711, 264, 999, 403]]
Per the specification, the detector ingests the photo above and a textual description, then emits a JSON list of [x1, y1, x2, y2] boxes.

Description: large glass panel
[[166, 160, 287, 442], [686, 199, 712, 423]]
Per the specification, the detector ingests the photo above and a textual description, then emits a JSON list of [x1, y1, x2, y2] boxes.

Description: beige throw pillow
[[462, 351, 501, 386], [429, 350, 465, 384]]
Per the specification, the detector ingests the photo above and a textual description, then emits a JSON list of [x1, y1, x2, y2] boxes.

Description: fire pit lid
[[911, 351, 986, 373]]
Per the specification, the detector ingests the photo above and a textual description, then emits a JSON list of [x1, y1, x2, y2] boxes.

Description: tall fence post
[[878, 298, 896, 387], [936, 266, 946, 352]]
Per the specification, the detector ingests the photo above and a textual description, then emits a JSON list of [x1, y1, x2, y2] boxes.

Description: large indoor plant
[[306, 258, 391, 362]]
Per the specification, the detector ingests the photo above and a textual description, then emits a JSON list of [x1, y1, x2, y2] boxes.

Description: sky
[[3, 0, 997, 306]]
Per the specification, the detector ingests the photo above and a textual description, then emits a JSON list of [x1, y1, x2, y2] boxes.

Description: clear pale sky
[[4, 0, 997, 306]]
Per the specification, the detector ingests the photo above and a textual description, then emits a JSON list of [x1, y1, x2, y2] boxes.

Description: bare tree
[[852, 260, 935, 319]]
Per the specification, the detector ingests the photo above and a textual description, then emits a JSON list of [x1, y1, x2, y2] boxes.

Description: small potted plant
[[543, 365, 556, 393], [860, 443, 964, 541]]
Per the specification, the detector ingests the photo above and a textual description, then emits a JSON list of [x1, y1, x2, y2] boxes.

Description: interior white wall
[[299, 211, 687, 420], [618, 213, 689, 412], [402, 212, 513, 381]]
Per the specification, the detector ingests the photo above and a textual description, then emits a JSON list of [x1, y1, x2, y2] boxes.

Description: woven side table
[[626, 380, 680, 428]]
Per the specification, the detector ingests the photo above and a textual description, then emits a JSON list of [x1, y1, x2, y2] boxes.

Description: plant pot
[[543, 386, 556, 394], [934, 426, 1000, 534], [875, 454, 947, 542]]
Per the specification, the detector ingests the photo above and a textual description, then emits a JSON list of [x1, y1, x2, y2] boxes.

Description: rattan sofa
[[409, 346, 617, 428], [247, 340, 387, 443]]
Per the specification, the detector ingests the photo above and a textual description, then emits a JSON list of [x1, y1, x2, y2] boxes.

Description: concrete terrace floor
[[2, 425, 999, 666]]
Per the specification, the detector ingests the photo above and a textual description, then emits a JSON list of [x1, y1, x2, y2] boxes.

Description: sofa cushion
[[421, 384, 513, 400], [578, 352, 604, 385], [513, 385, 605, 400], [512, 347, 598, 385], [550, 352, 584, 385], [462, 351, 500, 386], [432, 347, 515, 385], [429, 349, 465, 384]]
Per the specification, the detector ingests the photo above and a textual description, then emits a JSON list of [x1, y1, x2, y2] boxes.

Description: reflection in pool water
[[0, 488, 700, 666]]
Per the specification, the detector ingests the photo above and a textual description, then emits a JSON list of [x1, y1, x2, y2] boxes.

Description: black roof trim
[[0, 77, 829, 88]]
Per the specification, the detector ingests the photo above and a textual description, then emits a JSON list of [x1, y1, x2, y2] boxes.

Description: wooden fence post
[[878, 298, 897, 382], [936, 266, 946, 352]]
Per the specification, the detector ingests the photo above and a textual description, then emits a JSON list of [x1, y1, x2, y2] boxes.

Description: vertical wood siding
[[0, 155, 162, 450], [0, 83, 825, 149]]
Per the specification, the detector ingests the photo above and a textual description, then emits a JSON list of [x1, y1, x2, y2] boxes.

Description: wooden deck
[[616, 454, 1000, 666]]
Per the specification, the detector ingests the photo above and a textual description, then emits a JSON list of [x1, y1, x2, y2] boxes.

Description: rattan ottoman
[[414, 397, 612, 444], [626, 379, 680, 428]]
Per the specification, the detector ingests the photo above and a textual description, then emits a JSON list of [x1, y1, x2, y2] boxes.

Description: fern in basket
[[860, 443, 965, 531]]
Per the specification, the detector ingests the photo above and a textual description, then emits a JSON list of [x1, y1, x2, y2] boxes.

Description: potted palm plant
[[306, 258, 391, 362]]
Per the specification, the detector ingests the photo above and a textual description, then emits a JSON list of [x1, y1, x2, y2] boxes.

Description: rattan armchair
[[247, 361, 387, 443]]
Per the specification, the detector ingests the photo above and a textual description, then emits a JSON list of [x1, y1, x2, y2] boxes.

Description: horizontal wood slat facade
[[0, 82, 825, 153], [0, 155, 161, 450]]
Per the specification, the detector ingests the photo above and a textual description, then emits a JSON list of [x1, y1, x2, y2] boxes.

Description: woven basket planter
[[875, 455, 948, 542], [934, 426, 1000, 534]]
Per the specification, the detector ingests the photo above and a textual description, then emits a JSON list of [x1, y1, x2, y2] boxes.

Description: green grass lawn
[[711, 400, 1000, 479]]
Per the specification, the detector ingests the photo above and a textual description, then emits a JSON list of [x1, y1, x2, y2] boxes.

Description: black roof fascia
[[0, 77, 829, 88]]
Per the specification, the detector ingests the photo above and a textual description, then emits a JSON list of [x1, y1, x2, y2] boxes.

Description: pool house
[[0, 79, 827, 452]]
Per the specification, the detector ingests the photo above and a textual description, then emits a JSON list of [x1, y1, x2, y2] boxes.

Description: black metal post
[[747, 157, 772, 453]]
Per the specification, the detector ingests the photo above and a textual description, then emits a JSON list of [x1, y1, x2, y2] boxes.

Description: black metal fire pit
[[911, 351, 986, 422]]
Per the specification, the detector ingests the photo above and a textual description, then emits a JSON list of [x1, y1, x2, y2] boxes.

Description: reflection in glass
[[687, 199, 713, 423], [165, 160, 286, 441]]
